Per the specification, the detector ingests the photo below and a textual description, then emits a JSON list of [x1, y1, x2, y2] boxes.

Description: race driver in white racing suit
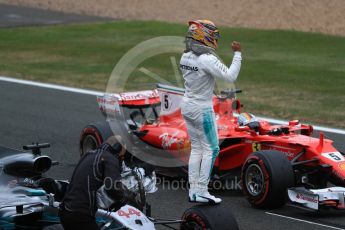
[[180, 19, 242, 204]]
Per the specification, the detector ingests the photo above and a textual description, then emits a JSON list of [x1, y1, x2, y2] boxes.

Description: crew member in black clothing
[[59, 135, 131, 230]]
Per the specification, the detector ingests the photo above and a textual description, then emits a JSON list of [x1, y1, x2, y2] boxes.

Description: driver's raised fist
[[232, 41, 241, 52]]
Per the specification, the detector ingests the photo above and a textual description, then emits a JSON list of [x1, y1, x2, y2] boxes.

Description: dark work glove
[[109, 190, 137, 211], [141, 163, 155, 177]]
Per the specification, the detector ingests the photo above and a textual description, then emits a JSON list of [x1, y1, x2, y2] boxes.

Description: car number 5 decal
[[164, 94, 169, 109], [322, 152, 345, 162]]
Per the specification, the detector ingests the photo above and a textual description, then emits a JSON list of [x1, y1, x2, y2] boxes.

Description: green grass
[[0, 21, 344, 128]]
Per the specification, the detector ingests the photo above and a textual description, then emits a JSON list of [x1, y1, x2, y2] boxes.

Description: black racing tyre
[[180, 204, 239, 230], [241, 150, 295, 209], [79, 121, 114, 156]]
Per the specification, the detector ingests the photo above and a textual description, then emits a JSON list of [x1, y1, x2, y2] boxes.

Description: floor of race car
[[1, 80, 345, 230]]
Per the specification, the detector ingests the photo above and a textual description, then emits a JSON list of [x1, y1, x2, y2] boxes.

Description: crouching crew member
[[59, 136, 132, 230]]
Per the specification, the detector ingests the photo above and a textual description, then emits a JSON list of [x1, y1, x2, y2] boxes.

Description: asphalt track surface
[[0, 3, 112, 28], [1, 80, 345, 230], [1, 4, 345, 230]]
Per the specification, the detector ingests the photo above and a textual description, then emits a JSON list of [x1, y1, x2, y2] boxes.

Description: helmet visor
[[214, 30, 220, 41]]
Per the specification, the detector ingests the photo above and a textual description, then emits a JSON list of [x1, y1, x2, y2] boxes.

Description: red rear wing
[[97, 90, 160, 108]]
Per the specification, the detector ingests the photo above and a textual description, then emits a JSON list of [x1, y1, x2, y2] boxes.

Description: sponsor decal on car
[[261, 143, 296, 158], [295, 193, 318, 203], [159, 131, 181, 149], [118, 90, 159, 101], [97, 96, 122, 116], [288, 188, 319, 210]]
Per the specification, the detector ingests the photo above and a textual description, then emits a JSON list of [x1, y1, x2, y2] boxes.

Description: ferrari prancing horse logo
[[252, 142, 261, 152]]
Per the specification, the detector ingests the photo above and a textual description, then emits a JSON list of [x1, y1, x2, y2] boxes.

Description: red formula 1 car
[[80, 84, 345, 211]]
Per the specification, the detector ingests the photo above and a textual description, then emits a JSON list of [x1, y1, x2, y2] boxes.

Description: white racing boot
[[189, 190, 222, 204], [189, 183, 204, 203], [198, 191, 222, 204], [189, 194, 209, 203]]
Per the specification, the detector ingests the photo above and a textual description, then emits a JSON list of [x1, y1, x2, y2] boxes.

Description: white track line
[[0, 75, 344, 135], [0, 76, 103, 96], [266, 212, 345, 230]]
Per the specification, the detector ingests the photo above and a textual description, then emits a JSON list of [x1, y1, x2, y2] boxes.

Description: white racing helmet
[[238, 113, 260, 131]]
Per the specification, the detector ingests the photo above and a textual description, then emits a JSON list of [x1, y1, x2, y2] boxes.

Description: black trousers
[[59, 209, 100, 230]]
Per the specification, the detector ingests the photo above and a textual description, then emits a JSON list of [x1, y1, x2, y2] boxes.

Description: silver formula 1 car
[[0, 142, 239, 230]]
